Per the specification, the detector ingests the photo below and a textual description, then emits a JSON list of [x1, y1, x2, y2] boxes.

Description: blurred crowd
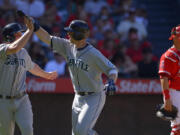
[[0, 0, 159, 78]]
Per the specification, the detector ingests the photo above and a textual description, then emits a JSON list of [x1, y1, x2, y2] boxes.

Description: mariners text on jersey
[[4, 55, 26, 68], [67, 57, 89, 72]]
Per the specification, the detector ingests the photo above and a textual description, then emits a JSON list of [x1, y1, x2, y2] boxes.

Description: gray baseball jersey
[[0, 43, 35, 135], [51, 36, 117, 135], [0, 44, 35, 96], [51, 36, 117, 93]]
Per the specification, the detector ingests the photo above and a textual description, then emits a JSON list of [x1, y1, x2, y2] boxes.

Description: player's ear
[[14, 32, 22, 40], [85, 31, 90, 38]]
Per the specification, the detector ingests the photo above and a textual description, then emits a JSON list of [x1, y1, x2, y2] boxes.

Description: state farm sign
[[26, 79, 56, 92], [116, 79, 161, 94], [26, 78, 161, 94]]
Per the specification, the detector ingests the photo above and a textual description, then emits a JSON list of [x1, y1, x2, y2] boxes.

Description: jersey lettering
[[4, 56, 26, 68], [67, 57, 89, 72]]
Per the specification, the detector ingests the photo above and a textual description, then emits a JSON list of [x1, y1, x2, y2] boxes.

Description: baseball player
[[0, 18, 58, 135], [158, 25, 180, 135], [30, 18, 118, 135]]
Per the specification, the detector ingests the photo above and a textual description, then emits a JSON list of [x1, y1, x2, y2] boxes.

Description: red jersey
[[159, 47, 180, 89]]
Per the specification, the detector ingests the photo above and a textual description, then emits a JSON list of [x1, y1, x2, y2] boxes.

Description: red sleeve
[[158, 52, 178, 78]]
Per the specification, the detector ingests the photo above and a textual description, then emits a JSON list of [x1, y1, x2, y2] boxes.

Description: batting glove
[[104, 79, 117, 96], [16, 10, 40, 32]]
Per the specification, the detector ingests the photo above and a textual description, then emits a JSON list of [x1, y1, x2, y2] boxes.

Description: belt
[[0, 91, 26, 99], [77, 92, 94, 96]]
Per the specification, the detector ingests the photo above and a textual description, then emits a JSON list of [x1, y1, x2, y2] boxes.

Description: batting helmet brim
[[19, 29, 26, 33], [64, 27, 74, 32]]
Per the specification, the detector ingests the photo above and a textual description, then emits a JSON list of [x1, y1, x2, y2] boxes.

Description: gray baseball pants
[[0, 94, 33, 135], [72, 91, 106, 135]]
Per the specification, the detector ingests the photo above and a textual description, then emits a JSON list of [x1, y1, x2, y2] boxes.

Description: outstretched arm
[[6, 17, 34, 55], [29, 63, 58, 80], [17, 10, 51, 46], [35, 27, 51, 45]]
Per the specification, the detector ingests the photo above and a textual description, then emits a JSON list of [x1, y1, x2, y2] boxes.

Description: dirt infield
[[15, 94, 170, 135]]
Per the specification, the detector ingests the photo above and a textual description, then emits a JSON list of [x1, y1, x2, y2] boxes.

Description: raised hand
[[16, 10, 40, 32], [24, 17, 34, 32]]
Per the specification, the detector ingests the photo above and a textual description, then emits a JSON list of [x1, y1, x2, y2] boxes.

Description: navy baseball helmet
[[64, 20, 89, 40], [2, 23, 24, 43]]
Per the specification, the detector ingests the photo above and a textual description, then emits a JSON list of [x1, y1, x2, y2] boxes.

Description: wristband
[[32, 19, 40, 32], [162, 89, 170, 100]]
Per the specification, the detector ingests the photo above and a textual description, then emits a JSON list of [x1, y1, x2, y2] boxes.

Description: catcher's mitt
[[156, 104, 178, 121]]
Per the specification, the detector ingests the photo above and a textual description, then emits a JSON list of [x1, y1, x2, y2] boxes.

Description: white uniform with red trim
[[159, 46, 180, 134]]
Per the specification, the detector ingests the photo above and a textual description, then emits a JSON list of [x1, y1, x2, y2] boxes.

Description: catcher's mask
[[2, 23, 25, 43], [169, 25, 180, 40], [64, 20, 89, 41]]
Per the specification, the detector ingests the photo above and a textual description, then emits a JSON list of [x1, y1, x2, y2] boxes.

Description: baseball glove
[[156, 104, 178, 121]]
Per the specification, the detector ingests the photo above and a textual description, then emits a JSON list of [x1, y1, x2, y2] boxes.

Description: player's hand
[[164, 99, 172, 111], [17, 10, 39, 32], [104, 79, 117, 96], [45, 71, 58, 80], [24, 17, 34, 32]]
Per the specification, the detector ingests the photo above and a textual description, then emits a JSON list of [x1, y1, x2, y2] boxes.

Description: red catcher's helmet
[[169, 25, 180, 40]]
